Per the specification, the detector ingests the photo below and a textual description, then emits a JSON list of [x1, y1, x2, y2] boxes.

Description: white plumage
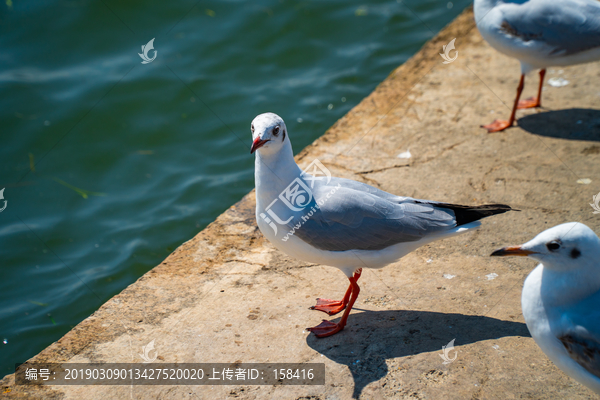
[[492, 222, 600, 394]]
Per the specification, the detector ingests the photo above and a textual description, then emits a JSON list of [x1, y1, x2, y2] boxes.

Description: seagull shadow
[[518, 108, 600, 141], [305, 309, 529, 399]]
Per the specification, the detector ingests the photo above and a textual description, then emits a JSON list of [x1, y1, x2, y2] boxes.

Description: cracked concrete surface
[[3, 7, 600, 400]]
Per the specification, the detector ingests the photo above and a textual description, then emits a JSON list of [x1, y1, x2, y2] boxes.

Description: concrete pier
[[3, 7, 600, 399]]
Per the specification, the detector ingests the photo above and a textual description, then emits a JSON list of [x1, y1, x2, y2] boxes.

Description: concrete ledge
[[3, 6, 600, 399]]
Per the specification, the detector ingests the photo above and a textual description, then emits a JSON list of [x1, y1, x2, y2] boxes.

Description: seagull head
[[491, 222, 600, 271], [250, 112, 289, 155]]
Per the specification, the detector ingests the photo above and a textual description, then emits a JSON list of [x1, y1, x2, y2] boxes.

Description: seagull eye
[[251, 124, 255, 133], [273, 126, 280, 136], [546, 241, 561, 251]]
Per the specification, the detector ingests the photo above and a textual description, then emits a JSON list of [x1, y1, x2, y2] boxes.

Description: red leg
[[309, 269, 361, 315], [518, 69, 546, 109], [482, 73, 525, 133], [307, 271, 361, 338]]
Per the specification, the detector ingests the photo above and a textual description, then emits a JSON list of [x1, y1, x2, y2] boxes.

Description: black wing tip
[[433, 203, 516, 226]]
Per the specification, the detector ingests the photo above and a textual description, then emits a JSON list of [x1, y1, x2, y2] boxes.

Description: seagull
[[251, 112, 514, 337], [491, 222, 600, 394], [474, 0, 600, 132]]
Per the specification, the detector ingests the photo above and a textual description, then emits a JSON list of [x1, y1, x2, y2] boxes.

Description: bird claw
[[517, 96, 540, 109], [309, 298, 346, 315], [307, 320, 344, 338], [481, 119, 513, 133]]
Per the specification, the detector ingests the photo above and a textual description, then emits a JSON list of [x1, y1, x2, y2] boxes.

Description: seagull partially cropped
[[474, 0, 600, 132], [251, 112, 514, 337], [491, 222, 600, 394]]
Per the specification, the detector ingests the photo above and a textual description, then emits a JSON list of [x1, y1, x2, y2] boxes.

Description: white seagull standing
[[474, 0, 600, 132], [491, 222, 600, 394], [251, 112, 513, 337]]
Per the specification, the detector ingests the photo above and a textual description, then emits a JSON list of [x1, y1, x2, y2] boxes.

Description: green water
[[0, 0, 470, 377]]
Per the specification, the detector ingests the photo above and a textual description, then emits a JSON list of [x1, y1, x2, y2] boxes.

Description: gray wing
[[555, 291, 600, 378], [326, 176, 414, 202], [500, 0, 600, 56], [287, 183, 457, 252]]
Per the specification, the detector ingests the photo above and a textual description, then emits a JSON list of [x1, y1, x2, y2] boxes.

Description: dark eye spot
[[251, 124, 254, 133], [570, 248, 581, 259], [546, 241, 561, 251], [282, 128, 286, 141], [273, 126, 280, 136]]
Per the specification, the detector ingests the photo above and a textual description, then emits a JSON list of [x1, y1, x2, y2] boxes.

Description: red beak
[[250, 138, 269, 154]]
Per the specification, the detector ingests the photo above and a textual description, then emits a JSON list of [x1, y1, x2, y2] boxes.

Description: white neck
[[254, 139, 302, 206], [540, 266, 600, 306]]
